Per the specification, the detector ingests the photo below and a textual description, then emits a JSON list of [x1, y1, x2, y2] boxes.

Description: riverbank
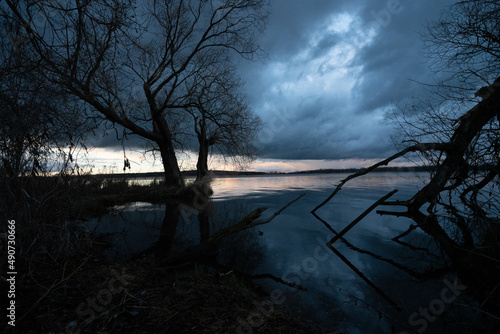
[[1, 175, 337, 333], [8, 253, 335, 333]]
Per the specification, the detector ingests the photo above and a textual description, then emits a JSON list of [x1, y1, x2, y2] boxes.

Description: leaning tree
[[313, 0, 500, 312], [4, 0, 268, 188]]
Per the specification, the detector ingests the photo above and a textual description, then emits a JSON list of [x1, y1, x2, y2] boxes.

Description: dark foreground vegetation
[[1, 0, 500, 332], [0, 174, 335, 333]]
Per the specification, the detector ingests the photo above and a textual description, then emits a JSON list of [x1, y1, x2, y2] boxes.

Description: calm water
[[88, 173, 489, 334]]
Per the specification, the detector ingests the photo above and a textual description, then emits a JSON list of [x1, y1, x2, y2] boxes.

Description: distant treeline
[[283, 165, 435, 175], [86, 165, 436, 180]]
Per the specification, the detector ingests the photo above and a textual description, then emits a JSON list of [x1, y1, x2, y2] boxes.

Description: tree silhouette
[[183, 62, 261, 180], [4, 0, 268, 188]]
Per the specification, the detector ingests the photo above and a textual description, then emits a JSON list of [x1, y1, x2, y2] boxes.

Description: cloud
[[85, 0, 457, 171], [238, 0, 457, 162]]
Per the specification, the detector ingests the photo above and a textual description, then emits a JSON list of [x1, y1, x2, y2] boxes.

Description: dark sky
[[89, 0, 458, 171], [240, 0, 456, 162]]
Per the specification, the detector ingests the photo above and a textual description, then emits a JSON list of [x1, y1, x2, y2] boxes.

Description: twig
[[347, 295, 418, 333], [250, 273, 307, 291], [250, 193, 306, 226], [392, 224, 418, 241], [17, 257, 90, 324], [481, 282, 500, 310], [455, 303, 500, 321], [450, 245, 500, 264]]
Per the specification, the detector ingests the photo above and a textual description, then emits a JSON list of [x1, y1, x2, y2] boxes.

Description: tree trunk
[[158, 140, 183, 189], [196, 139, 209, 182], [407, 84, 500, 211]]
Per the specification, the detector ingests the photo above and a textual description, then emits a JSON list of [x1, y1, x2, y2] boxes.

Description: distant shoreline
[[87, 166, 433, 179]]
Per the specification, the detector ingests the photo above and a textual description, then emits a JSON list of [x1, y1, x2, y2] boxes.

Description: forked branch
[[311, 143, 453, 214]]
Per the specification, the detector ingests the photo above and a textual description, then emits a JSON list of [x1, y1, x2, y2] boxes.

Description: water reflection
[[210, 173, 428, 200], [88, 200, 208, 263], [88, 194, 262, 269], [87, 173, 498, 333], [154, 199, 219, 266], [155, 200, 181, 262]]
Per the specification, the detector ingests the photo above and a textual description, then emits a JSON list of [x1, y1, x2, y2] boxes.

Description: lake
[[88, 172, 490, 334]]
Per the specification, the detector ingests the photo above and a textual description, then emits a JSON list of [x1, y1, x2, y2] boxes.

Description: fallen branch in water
[[391, 224, 418, 242], [251, 193, 306, 226], [208, 193, 306, 244], [207, 207, 268, 244], [248, 273, 307, 291], [327, 190, 398, 246], [160, 193, 307, 265], [210, 262, 308, 291], [135, 207, 269, 264]]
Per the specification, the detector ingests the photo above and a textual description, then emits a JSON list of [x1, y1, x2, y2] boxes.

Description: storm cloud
[[89, 0, 457, 169], [239, 0, 456, 162]]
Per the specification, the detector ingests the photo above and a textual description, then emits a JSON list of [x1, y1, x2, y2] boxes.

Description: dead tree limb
[[250, 273, 307, 291], [208, 193, 306, 244], [407, 83, 500, 211], [327, 190, 398, 246], [392, 224, 418, 241], [139, 193, 307, 265], [207, 207, 268, 244], [311, 143, 452, 214], [251, 193, 306, 225], [313, 77, 500, 217], [341, 235, 438, 279], [313, 80, 500, 259]]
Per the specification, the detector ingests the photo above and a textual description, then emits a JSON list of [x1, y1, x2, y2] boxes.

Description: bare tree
[[4, 0, 268, 188], [422, 0, 500, 100], [183, 62, 262, 181], [389, 0, 500, 226], [0, 10, 84, 179]]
